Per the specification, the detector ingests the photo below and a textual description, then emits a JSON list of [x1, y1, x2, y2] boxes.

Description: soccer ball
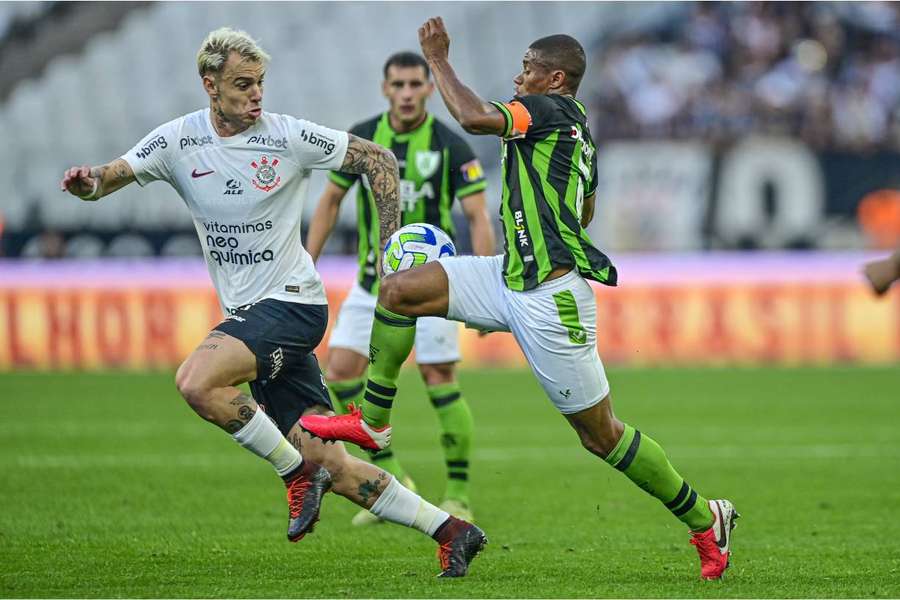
[[382, 223, 456, 275]]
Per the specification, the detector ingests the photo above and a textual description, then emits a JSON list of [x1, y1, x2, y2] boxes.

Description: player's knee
[[175, 364, 215, 418], [578, 431, 614, 459], [419, 363, 455, 386], [327, 362, 364, 382]]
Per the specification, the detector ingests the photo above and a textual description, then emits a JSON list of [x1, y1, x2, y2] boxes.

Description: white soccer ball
[[382, 223, 456, 275]]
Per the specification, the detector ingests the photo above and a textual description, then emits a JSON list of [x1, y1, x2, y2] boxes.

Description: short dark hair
[[383, 51, 430, 79], [528, 34, 586, 93]]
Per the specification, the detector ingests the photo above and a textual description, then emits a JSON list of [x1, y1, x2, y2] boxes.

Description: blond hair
[[196, 27, 270, 77]]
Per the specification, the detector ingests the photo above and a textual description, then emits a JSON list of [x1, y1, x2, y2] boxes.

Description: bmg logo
[[300, 129, 336, 155]]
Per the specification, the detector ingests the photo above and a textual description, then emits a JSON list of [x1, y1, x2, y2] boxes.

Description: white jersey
[[122, 108, 348, 313]]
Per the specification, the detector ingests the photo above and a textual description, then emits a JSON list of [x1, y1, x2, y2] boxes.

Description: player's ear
[[202, 74, 218, 99], [381, 79, 391, 99], [549, 69, 567, 92], [425, 80, 435, 99]]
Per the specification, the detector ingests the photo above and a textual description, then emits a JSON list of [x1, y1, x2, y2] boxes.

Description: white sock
[[231, 408, 302, 477], [370, 476, 449, 536]]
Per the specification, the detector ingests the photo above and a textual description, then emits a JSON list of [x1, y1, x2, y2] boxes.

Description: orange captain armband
[[494, 101, 532, 139]]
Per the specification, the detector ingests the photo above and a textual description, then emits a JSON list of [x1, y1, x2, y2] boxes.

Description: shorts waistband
[[522, 268, 583, 295]]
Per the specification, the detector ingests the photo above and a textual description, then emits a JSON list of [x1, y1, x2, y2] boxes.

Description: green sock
[[428, 382, 473, 505], [331, 376, 409, 480], [327, 376, 365, 414], [605, 424, 714, 531], [366, 447, 410, 482], [362, 304, 416, 429]]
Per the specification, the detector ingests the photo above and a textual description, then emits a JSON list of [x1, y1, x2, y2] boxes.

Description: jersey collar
[[381, 112, 433, 143]]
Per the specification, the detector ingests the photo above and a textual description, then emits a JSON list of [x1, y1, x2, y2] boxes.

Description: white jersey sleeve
[[284, 116, 349, 171], [121, 120, 179, 186]]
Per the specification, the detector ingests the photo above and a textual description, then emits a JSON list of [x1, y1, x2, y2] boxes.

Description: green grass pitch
[[2, 367, 899, 598]]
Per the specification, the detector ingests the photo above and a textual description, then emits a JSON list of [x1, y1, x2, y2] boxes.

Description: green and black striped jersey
[[490, 94, 617, 291], [329, 112, 487, 293]]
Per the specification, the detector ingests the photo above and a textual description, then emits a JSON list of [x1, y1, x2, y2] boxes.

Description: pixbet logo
[[247, 134, 288, 149], [180, 135, 213, 150], [300, 129, 336, 155], [135, 135, 167, 159]]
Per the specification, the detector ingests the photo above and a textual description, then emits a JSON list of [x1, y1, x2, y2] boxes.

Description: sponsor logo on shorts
[[135, 135, 167, 159], [559, 388, 572, 399], [270, 347, 284, 380]]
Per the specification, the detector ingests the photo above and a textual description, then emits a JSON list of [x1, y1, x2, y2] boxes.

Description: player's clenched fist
[[863, 252, 900, 296], [60, 165, 99, 200], [418, 17, 450, 62]]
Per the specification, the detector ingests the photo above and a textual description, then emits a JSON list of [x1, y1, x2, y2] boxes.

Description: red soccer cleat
[[284, 459, 332, 542], [299, 404, 392, 451], [690, 499, 739, 580], [433, 516, 488, 578]]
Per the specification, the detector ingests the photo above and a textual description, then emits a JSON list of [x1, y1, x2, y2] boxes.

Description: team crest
[[250, 155, 281, 192], [415, 150, 441, 179]]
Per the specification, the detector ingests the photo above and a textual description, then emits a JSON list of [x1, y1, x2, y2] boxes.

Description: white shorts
[[330, 282, 461, 365], [438, 255, 610, 414]]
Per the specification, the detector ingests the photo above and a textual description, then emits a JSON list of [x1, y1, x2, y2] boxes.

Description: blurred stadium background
[[2, 2, 900, 597], [1, 1, 899, 369]]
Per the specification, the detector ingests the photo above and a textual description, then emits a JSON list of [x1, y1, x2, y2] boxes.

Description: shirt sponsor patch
[[461, 159, 484, 183]]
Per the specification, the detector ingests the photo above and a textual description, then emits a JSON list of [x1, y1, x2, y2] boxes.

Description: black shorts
[[214, 299, 332, 435]]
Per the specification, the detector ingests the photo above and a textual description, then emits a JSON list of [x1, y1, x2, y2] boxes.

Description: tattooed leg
[[223, 392, 258, 433], [174, 329, 258, 431]]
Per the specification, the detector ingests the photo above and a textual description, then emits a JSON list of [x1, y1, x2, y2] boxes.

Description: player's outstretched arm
[[339, 135, 401, 251], [460, 192, 496, 256], [306, 181, 350, 264], [419, 17, 506, 136], [60, 159, 136, 201], [863, 249, 900, 296]]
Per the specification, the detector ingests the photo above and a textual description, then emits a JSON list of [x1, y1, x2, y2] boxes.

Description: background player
[[302, 17, 738, 580], [306, 51, 495, 525], [60, 27, 485, 577]]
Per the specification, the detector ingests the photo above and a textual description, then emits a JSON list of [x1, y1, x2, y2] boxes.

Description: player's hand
[[60, 165, 98, 199], [863, 257, 900, 296], [418, 16, 450, 62]]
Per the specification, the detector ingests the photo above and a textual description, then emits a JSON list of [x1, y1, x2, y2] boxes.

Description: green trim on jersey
[[496, 94, 617, 291], [331, 112, 487, 294]]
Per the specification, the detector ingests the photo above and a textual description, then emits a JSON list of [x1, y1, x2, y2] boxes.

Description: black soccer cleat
[[284, 460, 332, 542], [433, 516, 488, 577]]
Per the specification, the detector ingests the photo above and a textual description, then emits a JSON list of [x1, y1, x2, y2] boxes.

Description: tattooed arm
[[339, 134, 401, 256], [59, 158, 136, 201]]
